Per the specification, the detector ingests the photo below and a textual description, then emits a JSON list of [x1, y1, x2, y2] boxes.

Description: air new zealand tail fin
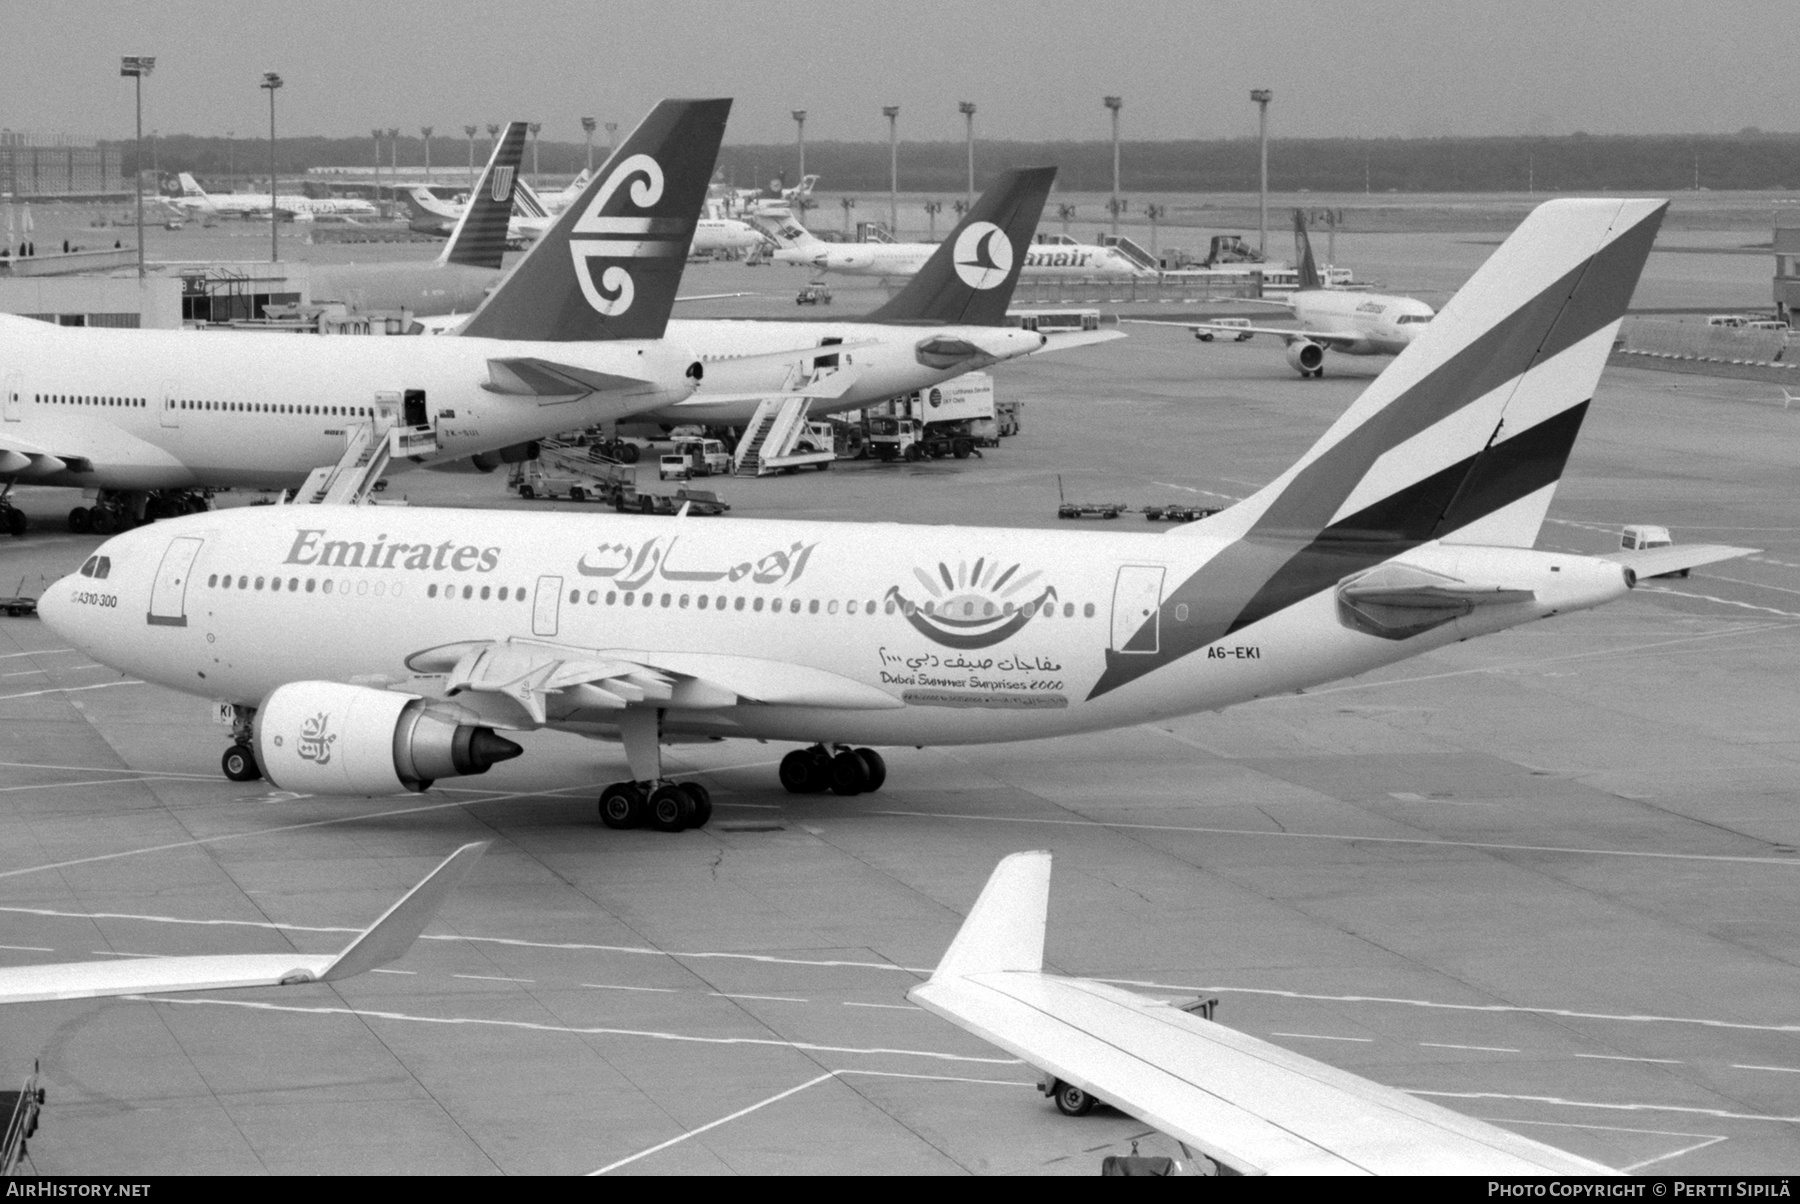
[[867, 167, 1056, 327], [1089, 200, 1666, 701], [1293, 209, 1323, 290], [438, 121, 527, 270], [457, 99, 731, 342]]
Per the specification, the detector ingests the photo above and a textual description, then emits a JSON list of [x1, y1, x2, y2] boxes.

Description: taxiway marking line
[[1410, 1089, 1800, 1126], [126, 994, 1023, 1066], [710, 992, 807, 1003], [0, 775, 185, 795], [370, 969, 415, 976], [1270, 1031, 1372, 1043], [453, 974, 534, 984], [844, 1002, 920, 1011], [581, 983, 678, 994], [589, 1072, 837, 1175], [0, 760, 215, 780], [867, 807, 1800, 868], [1104, 978, 1800, 1037], [1485, 1118, 1728, 1173], [1574, 1053, 1683, 1064], [1420, 1042, 1520, 1053], [2, 664, 109, 679], [0, 649, 77, 661], [0, 679, 144, 702], [1640, 586, 1800, 619], [1732, 1064, 1800, 1074], [0, 945, 53, 953], [1703, 573, 1800, 599]]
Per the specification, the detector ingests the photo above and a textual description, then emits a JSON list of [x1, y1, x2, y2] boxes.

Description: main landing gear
[[779, 744, 886, 797], [595, 708, 713, 832], [219, 704, 263, 783], [0, 484, 24, 538], [68, 490, 210, 535]]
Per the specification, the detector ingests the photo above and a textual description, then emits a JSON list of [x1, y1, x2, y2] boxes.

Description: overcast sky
[[11, 1, 1795, 145]]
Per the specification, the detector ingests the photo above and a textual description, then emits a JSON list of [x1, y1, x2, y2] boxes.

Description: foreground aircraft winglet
[[0, 842, 488, 1004], [868, 166, 1056, 327], [910, 853, 1615, 1175], [458, 99, 732, 343]]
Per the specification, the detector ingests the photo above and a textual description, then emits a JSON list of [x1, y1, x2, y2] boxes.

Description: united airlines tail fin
[[867, 166, 1056, 327], [438, 120, 527, 270], [1293, 209, 1323, 290], [457, 98, 731, 343]]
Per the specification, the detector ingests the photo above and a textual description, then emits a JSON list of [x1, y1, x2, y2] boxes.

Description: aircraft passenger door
[[148, 536, 205, 627], [159, 379, 179, 429], [4, 373, 21, 422], [402, 389, 427, 430], [1110, 565, 1166, 655], [532, 575, 563, 637]]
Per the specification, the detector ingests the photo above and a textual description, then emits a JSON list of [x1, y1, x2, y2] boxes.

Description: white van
[[1705, 314, 1749, 329], [1197, 318, 1254, 342], [1620, 524, 1688, 578]]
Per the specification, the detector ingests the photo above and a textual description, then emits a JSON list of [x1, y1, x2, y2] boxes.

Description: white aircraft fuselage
[[773, 240, 1147, 279], [1290, 289, 1436, 356], [0, 314, 697, 491], [42, 506, 1629, 749]]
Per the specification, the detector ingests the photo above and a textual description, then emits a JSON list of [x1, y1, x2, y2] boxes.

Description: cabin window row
[[176, 401, 374, 416], [208, 573, 404, 598], [426, 583, 530, 602], [38, 394, 145, 407], [560, 589, 1096, 619]]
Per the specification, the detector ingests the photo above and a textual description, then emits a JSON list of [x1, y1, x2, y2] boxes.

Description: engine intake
[[253, 681, 521, 795], [1285, 339, 1325, 374]]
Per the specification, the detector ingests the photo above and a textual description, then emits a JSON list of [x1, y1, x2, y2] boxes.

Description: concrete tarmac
[[3, 263, 1800, 1173]]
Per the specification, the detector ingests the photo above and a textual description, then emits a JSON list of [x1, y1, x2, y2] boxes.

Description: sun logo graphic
[[952, 221, 1014, 290], [296, 711, 337, 765], [490, 166, 515, 203], [568, 154, 686, 316], [886, 557, 1057, 649]]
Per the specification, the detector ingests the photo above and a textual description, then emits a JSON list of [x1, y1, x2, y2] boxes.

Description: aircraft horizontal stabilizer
[[484, 357, 657, 397], [1602, 543, 1756, 579], [1035, 328, 1128, 353], [910, 854, 1615, 1176], [0, 842, 487, 1004]]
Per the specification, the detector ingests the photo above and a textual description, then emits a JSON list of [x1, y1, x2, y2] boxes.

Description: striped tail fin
[[439, 121, 527, 270], [1090, 199, 1665, 701], [1293, 208, 1323, 290]]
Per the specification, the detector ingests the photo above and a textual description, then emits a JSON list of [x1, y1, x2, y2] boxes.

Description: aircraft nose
[[35, 572, 75, 640]]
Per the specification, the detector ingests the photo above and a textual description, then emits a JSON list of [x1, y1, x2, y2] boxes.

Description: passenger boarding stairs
[[289, 417, 438, 506], [733, 394, 812, 476], [1099, 234, 1161, 272]]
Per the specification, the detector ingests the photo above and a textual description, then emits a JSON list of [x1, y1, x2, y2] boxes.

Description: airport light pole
[[840, 195, 855, 235], [883, 105, 899, 235], [464, 125, 477, 191], [958, 101, 976, 208], [261, 71, 282, 264], [1145, 202, 1163, 256], [1104, 95, 1122, 238], [120, 56, 154, 280], [581, 117, 596, 171], [529, 123, 542, 185], [791, 110, 806, 183], [226, 130, 234, 186], [1250, 88, 1272, 256], [421, 126, 432, 180], [605, 122, 617, 159], [387, 128, 399, 205], [370, 129, 382, 202], [486, 124, 500, 176], [923, 199, 941, 241]]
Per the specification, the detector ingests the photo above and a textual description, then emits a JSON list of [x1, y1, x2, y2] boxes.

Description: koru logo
[[569, 154, 668, 317], [952, 221, 1013, 290], [490, 166, 515, 203]]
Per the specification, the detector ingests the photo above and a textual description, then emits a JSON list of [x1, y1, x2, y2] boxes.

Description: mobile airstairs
[[287, 415, 438, 506]]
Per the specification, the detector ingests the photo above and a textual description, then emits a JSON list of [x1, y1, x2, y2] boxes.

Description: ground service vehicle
[[1620, 524, 1688, 577], [1196, 318, 1254, 342], [868, 415, 975, 462], [659, 438, 731, 479]]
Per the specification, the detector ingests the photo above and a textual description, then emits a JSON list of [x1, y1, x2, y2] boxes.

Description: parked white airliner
[[1138, 210, 1436, 377], [0, 99, 734, 534], [43, 199, 1747, 837], [753, 210, 1150, 279], [173, 173, 378, 220]]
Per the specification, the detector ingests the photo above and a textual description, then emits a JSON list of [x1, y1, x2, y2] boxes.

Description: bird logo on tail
[[953, 221, 1014, 290]]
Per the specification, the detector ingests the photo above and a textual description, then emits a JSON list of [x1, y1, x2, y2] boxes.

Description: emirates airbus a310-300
[[41, 199, 1752, 835]]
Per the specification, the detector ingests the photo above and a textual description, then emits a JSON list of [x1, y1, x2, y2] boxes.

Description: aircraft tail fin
[[929, 850, 1049, 981], [511, 179, 550, 219], [867, 166, 1056, 326], [749, 208, 822, 250], [1294, 209, 1323, 290], [457, 99, 731, 342], [177, 172, 207, 198], [438, 121, 527, 270]]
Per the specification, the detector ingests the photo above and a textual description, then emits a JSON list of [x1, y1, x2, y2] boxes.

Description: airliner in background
[[0, 99, 734, 535], [1135, 209, 1436, 377], [751, 209, 1151, 279], [403, 184, 552, 244], [41, 198, 1751, 837], [409, 179, 760, 259], [172, 173, 378, 220]]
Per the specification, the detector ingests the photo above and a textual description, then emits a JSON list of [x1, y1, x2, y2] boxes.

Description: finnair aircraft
[[0, 99, 732, 535], [42, 199, 1750, 836], [1142, 210, 1436, 377], [172, 173, 378, 220], [755, 210, 1149, 278]]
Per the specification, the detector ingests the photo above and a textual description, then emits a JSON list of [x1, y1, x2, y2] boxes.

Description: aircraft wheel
[[780, 749, 832, 794], [221, 744, 262, 783], [829, 750, 869, 796], [620, 444, 640, 464], [678, 781, 713, 828], [3, 506, 24, 537], [647, 784, 691, 832], [599, 783, 644, 829], [1052, 1080, 1097, 1117], [854, 748, 886, 792], [67, 507, 91, 535], [90, 508, 117, 536]]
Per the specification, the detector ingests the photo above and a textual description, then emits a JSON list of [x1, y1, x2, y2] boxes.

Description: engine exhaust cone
[[461, 728, 524, 774]]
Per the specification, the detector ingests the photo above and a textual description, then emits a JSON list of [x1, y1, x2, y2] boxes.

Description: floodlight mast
[[261, 71, 282, 264], [791, 110, 807, 182], [1103, 95, 1122, 237], [119, 56, 155, 279], [581, 117, 596, 172], [958, 101, 976, 207], [1250, 88, 1273, 255], [883, 106, 900, 235]]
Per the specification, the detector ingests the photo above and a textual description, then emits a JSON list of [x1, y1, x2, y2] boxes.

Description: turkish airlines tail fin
[[1292, 208, 1324, 290], [1188, 198, 1666, 562], [438, 120, 527, 270], [457, 98, 731, 343], [867, 166, 1056, 327]]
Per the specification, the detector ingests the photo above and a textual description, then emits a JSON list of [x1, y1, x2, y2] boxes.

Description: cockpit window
[[1397, 314, 1433, 325], [79, 556, 98, 578], [94, 557, 111, 579]]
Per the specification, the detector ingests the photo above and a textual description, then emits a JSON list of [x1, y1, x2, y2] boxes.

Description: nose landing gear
[[217, 704, 263, 782]]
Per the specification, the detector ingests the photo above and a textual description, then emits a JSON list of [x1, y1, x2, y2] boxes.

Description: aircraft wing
[[1602, 543, 1758, 578], [0, 842, 486, 1004], [674, 292, 758, 303], [908, 852, 1614, 1177], [1124, 319, 1362, 348], [1034, 328, 1127, 353], [406, 638, 901, 727]]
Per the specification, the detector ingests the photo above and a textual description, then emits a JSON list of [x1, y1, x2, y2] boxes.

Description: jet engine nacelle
[[1285, 339, 1325, 375], [253, 681, 522, 796]]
